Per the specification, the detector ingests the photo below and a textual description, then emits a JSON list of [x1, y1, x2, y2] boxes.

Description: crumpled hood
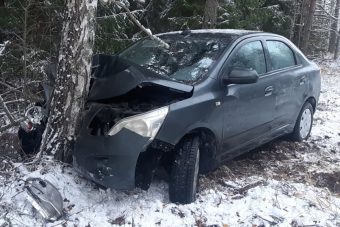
[[88, 54, 193, 101]]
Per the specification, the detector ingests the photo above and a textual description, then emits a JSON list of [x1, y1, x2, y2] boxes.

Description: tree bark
[[334, 29, 340, 59], [202, 0, 218, 29], [40, 0, 98, 161], [301, 0, 317, 54], [289, 0, 298, 41], [329, 0, 340, 52]]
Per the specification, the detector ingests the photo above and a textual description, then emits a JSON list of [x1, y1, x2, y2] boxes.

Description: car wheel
[[291, 102, 314, 141], [169, 136, 200, 204]]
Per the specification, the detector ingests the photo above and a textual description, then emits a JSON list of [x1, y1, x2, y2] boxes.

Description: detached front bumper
[[73, 128, 150, 190]]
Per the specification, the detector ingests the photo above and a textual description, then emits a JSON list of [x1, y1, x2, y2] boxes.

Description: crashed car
[[20, 29, 320, 204], [73, 29, 321, 204]]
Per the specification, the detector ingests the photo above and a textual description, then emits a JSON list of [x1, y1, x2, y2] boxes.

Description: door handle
[[264, 86, 274, 96], [299, 76, 306, 85]]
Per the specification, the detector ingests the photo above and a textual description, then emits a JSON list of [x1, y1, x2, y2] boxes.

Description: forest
[[0, 0, 340, 226]]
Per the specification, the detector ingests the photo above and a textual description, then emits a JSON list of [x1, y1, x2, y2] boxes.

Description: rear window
[[267, 41, 296, 70]]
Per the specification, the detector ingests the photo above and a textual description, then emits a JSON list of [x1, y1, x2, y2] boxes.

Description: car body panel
[[72, 30, 321, 190], [74, 104, 151, 190], [89, 54, 193, 101], [156, 77, 223, 146]]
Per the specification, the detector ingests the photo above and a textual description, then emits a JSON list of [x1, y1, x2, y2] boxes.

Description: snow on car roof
[[157, 29, 261, 37]]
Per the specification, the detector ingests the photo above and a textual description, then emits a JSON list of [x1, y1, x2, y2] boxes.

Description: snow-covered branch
[[113, 0, 169, 48], [0, 117, 26, 133], [0, 41, 10, 56], [316, 3, 338, 21], [96, 9, 145, 19]]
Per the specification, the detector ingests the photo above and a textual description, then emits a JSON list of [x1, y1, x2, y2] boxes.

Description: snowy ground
[[0, 59, 340, 227]]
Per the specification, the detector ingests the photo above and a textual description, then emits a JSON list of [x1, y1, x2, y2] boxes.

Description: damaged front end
[[73, 54, 192, 190]]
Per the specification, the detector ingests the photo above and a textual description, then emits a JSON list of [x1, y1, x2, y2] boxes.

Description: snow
[[157, 29, 260, 36], [0, 41, 10, 56], [1, 59, 340, 226]]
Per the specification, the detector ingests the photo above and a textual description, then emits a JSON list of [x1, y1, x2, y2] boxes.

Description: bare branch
[[4, 99, 26, 105], [316, 4, 338, 21], [96, 10, 144, 19], [0, 95, 16, 124], [0, 29, 24, 43], [0, 80, 16, 90], [113, 0, 169, 49], [0, 80, 42, 96], [0, 117, 25, 133]]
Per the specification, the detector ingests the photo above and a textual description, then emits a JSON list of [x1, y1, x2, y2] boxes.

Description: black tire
[[169, 136, 200, 204], [290, 102, 314, 141]]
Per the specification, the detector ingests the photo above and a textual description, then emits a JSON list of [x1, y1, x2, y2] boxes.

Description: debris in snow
[[25, 178, 63, 221], [108, 215, 126, 225]]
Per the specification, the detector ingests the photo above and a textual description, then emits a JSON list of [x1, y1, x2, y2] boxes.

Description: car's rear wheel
[[291, 102, 314, 141], [169, 136, 200, 204]]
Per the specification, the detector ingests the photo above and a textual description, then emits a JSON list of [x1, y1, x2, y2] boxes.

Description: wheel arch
[[178, 127, 219, 173], [305, 96, 317, 113]]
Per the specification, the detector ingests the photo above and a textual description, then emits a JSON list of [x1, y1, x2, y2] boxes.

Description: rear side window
[[229, 41, 266, 75], [267, 41, 296, 70]]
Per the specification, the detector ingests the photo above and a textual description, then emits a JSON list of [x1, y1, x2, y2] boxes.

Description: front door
[[220, 39, 276, 160]]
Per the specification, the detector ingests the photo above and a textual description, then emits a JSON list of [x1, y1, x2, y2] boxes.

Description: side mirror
[[223, 68, 259, 85]]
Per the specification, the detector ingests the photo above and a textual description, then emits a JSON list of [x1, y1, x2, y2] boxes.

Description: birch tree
[[40, 0, 98, 161]]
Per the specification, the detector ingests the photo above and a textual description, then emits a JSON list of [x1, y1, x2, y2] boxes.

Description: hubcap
[[299, 108, 312, 139]]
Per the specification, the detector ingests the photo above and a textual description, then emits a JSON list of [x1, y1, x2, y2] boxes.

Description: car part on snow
[[25, 178, 63, 221], [18, 104, 47, 155], [24, 105, 47, 124], [18, 121, 45, 155], [169, 136, 200, 204], [18, 65, 53, 155]]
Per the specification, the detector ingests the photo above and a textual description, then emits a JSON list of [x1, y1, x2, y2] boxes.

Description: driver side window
[[229, 41, 266, 75]]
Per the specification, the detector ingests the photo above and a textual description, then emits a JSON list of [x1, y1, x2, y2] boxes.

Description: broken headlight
[[25, 105, 46, 124], [107, 106, 169, 139]]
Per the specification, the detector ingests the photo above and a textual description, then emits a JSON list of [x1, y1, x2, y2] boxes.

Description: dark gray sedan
[[73, 29, 321, 204]]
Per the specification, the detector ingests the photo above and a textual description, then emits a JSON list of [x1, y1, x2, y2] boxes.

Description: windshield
[[119, 34, 233, 84]]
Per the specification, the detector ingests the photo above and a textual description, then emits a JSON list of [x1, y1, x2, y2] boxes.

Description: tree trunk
[[202, 0, 218, 29], [40, 0, 97, 161], [329, 0, 340, 52], [301, 0, 317, 54], [289, 0, 298, 41], [334, 29, 340, 59]]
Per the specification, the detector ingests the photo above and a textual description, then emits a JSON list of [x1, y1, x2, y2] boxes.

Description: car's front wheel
[[291, 102, 314, 141], [169, 136, 200, 204]]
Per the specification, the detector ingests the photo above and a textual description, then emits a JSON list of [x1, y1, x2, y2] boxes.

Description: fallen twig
[[237, 180, 266, 195]]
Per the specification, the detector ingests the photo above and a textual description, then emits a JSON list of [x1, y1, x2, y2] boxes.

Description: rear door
[[264, 39, 307, 130], [220, 38, 276, 159]]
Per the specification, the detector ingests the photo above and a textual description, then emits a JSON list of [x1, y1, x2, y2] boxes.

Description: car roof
[[156, 29, 264, 37]]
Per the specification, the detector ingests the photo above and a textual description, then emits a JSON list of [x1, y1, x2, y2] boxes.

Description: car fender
[[155, 91, 223, 147]]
